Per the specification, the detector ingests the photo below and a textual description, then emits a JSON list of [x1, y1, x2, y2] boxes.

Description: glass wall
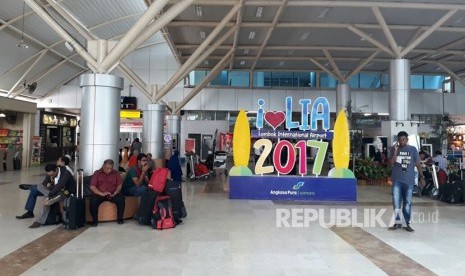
[[188, 69, 446, 91]]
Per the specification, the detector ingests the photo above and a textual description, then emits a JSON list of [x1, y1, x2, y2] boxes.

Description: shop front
[[39, 112, 77, 162]]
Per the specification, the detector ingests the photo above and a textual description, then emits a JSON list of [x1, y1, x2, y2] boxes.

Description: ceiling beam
[[437, 63, 465, 87], [24, 0, 98, 71], [11, 59, 68, 98], [229, 0, 245, 70], [371, 6, 400, 58], [38, 69, 88, 100], [344, 51, 380, 82], [347, 25, 395, 57], [7, 49, 48, 97], [173, 49, 233, 115], [154, 26, 238, 103], [400, 9, 457, 57], [251, 0, 288, 70], [323, 49, 344, 80], [309, 58, 341, 81], [99, 0, 170, 72], [119, 0, 197, 68]]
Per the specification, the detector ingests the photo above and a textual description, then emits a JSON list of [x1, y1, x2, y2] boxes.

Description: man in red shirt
[[89, 159, 125, 227]]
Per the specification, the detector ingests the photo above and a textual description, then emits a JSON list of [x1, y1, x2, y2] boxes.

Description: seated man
[[16, 156, 73, 219], [122, 153, 149, 196], [89, 159, 125, 227], [29, 164, 76, 228]]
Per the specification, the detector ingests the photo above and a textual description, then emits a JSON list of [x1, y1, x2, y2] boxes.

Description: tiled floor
[[1, 165, 463, 275]]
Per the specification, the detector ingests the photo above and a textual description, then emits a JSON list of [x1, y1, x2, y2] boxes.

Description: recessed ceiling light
[[248, 31, 255, 39], [378, 113, 389, 116], [243, 49, 249, 54], [300, 32, 311, 40], [0, 112, 6, 118], [195, 6, 202, 17], [240, 60, 246, 65], [256, 6, 263, 18], [200, 31, 205, 39], [317, 7, 331, 18], [363, 113, 372, 116], [204, 60, 209, 65]]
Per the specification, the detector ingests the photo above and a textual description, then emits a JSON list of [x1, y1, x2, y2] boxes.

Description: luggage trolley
[[213, 151, 228, 177]]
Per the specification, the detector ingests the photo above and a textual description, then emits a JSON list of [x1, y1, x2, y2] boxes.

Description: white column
[[22, 113, 35, 168], [142, 104, 166, 159], [390, 59, 410, 121], [336, 83, 351, 112], [79, 74, 123, 174]]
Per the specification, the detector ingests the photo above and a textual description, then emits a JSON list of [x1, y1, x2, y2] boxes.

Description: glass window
[[347, 73, 359, 88], [424, 75, 445, 90], [187, 111, 201, 121], [294, 72, 312, 87], [228, 71, 249, 87], [253, 71, 271, 87], [210, 70, 228, 86], [215, 111, 228, 120], [411, 75, 423, 89], [359, 73, 383, 89], [319, 73, 338, 88]]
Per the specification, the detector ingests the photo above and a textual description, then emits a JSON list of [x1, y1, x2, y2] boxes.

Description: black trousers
[[89, 193, 125, 223]]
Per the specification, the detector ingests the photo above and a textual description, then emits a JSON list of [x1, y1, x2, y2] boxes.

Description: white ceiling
[[1, 0, 465, 102]]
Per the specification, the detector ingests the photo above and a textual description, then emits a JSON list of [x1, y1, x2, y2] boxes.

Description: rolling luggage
[[164, 180, 187, 222], [136, 189, 159, 225], [63, 169, 85, 229]]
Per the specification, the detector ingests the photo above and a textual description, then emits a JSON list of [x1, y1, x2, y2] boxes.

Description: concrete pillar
[[142, 104, 166, 159], [336, 83, 351, 112], [390, 59, 410, 121], [79, 74, 123, 174], [22, 113, 35, 168], [165, 114, 181, 151]]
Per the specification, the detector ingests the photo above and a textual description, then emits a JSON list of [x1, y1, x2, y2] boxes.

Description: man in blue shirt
[[388, 131, 425, 232]]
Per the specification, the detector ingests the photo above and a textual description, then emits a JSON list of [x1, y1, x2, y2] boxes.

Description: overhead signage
[[41, 113, 77, 127], [121, 96, 137, 109], [120, 110, 141, 119]]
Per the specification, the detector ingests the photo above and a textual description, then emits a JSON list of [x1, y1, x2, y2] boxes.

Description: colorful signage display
[[120, 110, 142, 119], [229, 96, 356, 202]]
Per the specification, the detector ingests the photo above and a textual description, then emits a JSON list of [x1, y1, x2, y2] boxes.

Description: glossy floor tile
[[0, 166, 463, 275]]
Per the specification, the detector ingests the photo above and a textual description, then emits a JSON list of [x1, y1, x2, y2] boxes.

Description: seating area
[[84, 196, 139, 222]]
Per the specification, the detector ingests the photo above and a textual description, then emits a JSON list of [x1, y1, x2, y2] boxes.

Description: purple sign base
[[229, 175, 357, 202]]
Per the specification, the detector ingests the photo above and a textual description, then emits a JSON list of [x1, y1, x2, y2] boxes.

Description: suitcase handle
[[77, 169, 84, 199]]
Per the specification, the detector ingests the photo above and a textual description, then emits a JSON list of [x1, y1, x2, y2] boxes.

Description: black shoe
[[117, 219, 124, 225], [28, 222, 42, 229], [16, 211, 34, 219], [19, 184, 32, 190], [388, 224, 402, 230], [404, 225, 415, 232], [90, 222, 98, 227]]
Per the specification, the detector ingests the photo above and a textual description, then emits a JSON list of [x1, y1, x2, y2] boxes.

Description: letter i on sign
[[256, 99, 265, 129]]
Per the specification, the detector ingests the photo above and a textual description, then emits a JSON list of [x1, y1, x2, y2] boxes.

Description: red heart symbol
[[264, 111, 285, 130]]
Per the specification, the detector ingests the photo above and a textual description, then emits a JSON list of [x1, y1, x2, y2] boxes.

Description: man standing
[[89, 159, 125, 227], [388, 131, 425, 232], [29, 164, 76, 228], [122, 153, 149, 196]]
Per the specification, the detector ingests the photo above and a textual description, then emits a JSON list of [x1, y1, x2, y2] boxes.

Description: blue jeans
[[25, 185, 43, 213], [392, 181, 413, 225], [123, 185, 147, 197]]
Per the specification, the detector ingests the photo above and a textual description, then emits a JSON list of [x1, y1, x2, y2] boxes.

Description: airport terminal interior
[[3, 0, 465, 275]]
